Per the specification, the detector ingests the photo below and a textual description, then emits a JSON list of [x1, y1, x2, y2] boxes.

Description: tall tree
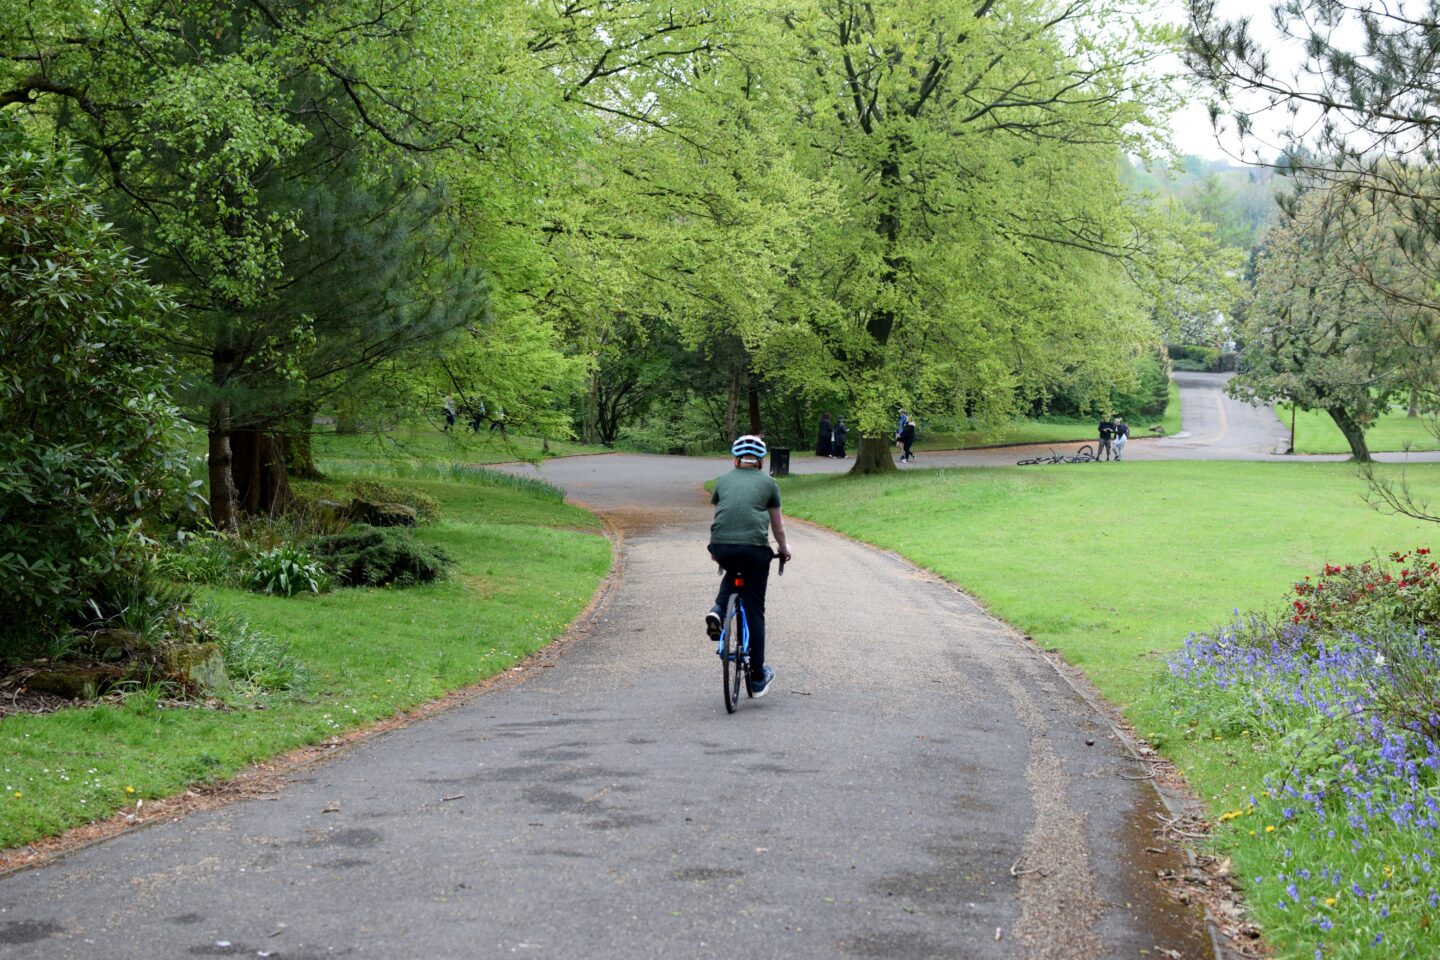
[[1230, 187, 1427, 461], [3, 0, 555, 525]]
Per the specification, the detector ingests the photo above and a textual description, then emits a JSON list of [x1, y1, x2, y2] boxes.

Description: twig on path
[[790, 689, 812, 696], [441, 794, 465, 802], [1010, 855, 1046, 878], [1118, 770, 1157, 781]]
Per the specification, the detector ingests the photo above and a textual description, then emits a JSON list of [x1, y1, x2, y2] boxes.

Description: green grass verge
[[780, 460, 1440, 957], [914, 381, 1181, 451], [312, 422, 608, 468], [0, 472, 609, 850], [1279, 404, 1440, 455]]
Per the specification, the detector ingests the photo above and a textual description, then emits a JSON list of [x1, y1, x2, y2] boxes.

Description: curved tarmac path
[[0, 454, 1214, 959]]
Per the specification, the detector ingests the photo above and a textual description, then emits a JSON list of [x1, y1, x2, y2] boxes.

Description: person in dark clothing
[[1097, 418, 1115, 461], [705, 435, 792, 698], [832, 417, 848, 459], [816, 413, 833, 458], [899, 418, 917, 462], [442, 397, 456, 432], [1112, 416, 1130, 460]]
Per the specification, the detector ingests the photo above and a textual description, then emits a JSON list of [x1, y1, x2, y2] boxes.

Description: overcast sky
[[1153, 0, 1345, 164]]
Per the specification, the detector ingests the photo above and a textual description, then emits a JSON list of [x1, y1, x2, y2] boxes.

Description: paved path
[[799, 372, 1440, 469], [0, 455, 1212, 959]]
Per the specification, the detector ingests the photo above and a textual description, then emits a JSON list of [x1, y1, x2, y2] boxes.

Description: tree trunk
[[207, 402, 239, 533], [231, 429, 294, 516], [725, 364, 739, 440], [1409, 386, 1419, 418], [747, 374, 762, 435], [285, 402, 323, 480], [849, 435, 898, 474], [1327, 406, 1371, 462]]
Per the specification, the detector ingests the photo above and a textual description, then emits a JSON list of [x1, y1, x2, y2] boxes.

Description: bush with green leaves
[[189, 605, 305, 694], [244, 545, 332, 597], [155, 531, 248, 586], [347, 480, 442, 523], [0, 118, 196, 660], [308, 524, 455, 587]]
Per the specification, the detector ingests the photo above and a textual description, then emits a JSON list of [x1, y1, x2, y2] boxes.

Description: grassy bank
[[916, 380, 1182, 451], [313, 422, 608, 468], [1279, 404, 1440, 455], [781, 461, 1440, 957], [0, 471, 610, 850]]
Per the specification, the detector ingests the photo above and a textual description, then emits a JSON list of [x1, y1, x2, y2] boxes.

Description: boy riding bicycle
[[705, 435, 792, 698]]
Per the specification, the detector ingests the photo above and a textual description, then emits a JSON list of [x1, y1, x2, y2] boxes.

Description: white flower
[[1375, 653, 1388, 667]]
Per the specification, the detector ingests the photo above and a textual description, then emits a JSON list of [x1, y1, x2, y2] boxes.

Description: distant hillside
[[1123, 155, 1283, 252]]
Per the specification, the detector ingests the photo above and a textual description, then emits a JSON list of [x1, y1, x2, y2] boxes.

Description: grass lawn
[[312, 422, 608, 468], [916, 379, 1182, 450], [0, 471, 610, 850], [781, 460, 1440, 957], [1280, 404, 1440, 455]]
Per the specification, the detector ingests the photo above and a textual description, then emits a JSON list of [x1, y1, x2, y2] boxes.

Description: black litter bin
[[770, 447, 790, 477]]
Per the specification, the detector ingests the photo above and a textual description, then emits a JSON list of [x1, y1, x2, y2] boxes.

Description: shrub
[[348, 480, 442, 522], [308, 524, 455, 587], [1166, 342, 1223, 371], [0, 116, 196, 658], [244, 545, 332, 596], [155, 531, 248, 586], [189, 605, 305, 693]]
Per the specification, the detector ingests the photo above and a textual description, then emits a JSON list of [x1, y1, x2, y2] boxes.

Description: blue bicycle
[[715, 550, 785, 713]]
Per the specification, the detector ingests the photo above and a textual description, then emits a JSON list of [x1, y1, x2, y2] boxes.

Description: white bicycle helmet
[[731, 434, 767, 460]]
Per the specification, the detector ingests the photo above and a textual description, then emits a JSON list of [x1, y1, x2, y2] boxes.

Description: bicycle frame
[[716, 593, 750, 661]]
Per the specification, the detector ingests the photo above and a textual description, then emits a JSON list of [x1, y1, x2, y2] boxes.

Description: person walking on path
[[832, 417, 848, 459], [1112, 417, 1129, 461], [442, 396, 456, 432], [898, 418, 917, 462], [816, 412, 833, 458], [1097, 417, 1115, 461], [704, 435, 792, 698]]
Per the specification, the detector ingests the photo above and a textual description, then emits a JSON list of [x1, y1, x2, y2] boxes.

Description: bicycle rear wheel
[[1076, 444, 1095, 460], [722, 594, 744, 713]]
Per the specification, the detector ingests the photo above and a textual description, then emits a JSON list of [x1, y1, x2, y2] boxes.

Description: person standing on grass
[[1097, 417, 1115, 461], [1112, 417, 1129, 461], [833, 417, 848, 459], [705, 435, 791, 698], [442, 396, 456, 432], [899, 418, 917, 463], [816, 412, 833, 458]]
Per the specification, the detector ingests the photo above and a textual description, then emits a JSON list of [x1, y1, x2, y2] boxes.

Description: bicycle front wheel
[[722, 594, 744, 713]]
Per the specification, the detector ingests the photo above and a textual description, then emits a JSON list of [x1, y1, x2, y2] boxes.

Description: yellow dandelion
[[1384, 866, 1394, 878], [1325, 898, 1336, 906], [1265, 825, 1276, 833], [12, 791, 20, 799], [1249, 830, 1257, 837], [125, 786, 136, 794]]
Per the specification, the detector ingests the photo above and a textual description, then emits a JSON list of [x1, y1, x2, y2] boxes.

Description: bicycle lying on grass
[[1016, 444, 1096, 465], [714, 550, 786, 714]]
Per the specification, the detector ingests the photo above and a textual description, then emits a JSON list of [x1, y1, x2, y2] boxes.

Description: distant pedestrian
[[442, 396, 456, 432], [1097, 417, 1115, 461], [899, 418, 917, 462], [816, 412, 833, 458], [1112, 417, 1130, 461], [832, 417, 848, 459], [490, 406, 508, 435]]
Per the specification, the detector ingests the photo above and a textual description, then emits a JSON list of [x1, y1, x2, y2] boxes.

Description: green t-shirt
[[710, 467, 782, 547]]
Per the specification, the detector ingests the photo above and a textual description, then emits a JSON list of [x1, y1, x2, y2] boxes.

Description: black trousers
[[708, 543, 773, 674]]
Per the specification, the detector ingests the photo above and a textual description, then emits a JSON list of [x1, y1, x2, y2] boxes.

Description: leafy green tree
[[1230, 189, 1425, 461], [0, 119, 195, 655], [3, 0, 554, 526]]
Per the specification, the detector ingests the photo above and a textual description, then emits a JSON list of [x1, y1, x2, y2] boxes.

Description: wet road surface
[[0, 455, 1213, 959]]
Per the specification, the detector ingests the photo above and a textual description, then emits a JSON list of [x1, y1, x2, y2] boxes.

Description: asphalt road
[[0, 455, 1213, 959]]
